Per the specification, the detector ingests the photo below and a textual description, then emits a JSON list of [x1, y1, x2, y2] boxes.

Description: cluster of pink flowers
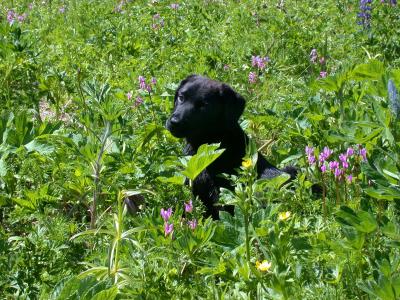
[[152, 13, 165, 30], [160, 200, 197, 237], [7, 10, 27, 25], [184, 200, 197, 230], [127, 76, 156, 107], [126, 91, 142, 107], [309, 49, 327, 79], [138, 76, 156, 93], [248, 72, 257, 84], [251, 55, 270, 70], [248, 55, 270, 84], [161, 208, 174, 236], [306, 145, 367, 183]]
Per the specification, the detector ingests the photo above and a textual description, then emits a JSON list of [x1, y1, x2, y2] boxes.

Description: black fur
[[166, 75, 294, 219]]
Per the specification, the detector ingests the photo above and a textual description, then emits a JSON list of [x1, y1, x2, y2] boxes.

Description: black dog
[[166, 75, 295, 219]]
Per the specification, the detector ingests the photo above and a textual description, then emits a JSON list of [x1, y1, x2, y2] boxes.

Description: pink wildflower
[[164, 223, 174, 236], [184, 200, 193, 213], [161, 208, 172, 222], [248, 72, 257, 84], [188, 219, 197, 230]]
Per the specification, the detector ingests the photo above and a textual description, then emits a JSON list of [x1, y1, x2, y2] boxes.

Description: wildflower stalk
[[111, 191, 124, 284], [90, 121, 112, 229], [322, 174, 327, 217], [147, 91, 157, 123], [243, 162, 256, 265], [335, 179, 340, 206]]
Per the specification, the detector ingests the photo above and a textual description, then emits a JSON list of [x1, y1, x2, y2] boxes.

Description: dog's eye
[[177, 95, 184, 103]]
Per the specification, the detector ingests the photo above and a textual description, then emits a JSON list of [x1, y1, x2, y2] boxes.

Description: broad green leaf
[[157, 175, 186, 185], [182, 143, 225, 181], [382, 222, 400, 241], [336, 206, 377, 233], [25, 140, 55, 155], [256, 173, 291, 190], [91, 287, 118, 300], [365, 186, 400, 201], [351, 60, 384, 80], [357, 211, 378, 233]]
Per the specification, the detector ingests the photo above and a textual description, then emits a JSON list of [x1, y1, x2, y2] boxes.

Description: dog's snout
[[169, 115, 179, 125]]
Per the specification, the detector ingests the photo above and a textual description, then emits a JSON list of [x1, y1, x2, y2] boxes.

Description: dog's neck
[[185, 124, 247, 154]]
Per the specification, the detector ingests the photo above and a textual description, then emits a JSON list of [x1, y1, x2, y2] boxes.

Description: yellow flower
[[278, 211, 291, 221], [242, 158, 252, 169], [256, 260, 272, 272]]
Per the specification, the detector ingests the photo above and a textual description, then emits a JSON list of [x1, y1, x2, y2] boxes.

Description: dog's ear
[[220, 84, 245, 125], [174, 75, 198, 103]]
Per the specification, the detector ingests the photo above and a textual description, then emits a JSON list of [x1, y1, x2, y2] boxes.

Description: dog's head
[[166, 75, 245, 139]]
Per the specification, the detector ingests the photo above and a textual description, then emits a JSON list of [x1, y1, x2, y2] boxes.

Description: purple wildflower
[[251, 55, 270, 70], [135, 96, 143, 107], [59, 6, 65, 13], [347, 174, 353, 183], [161, 208, 172, 222], [319, 57, 326, 65], [248, 72, 257, 84], [359, 147, 367, 161], [164, 223, 174, 236], [223, 64, 230, 71], [138, 76, 146, 90], [28, 3, 33, 10], [145, 84, 152, 93], [329, 161, 340, 170], [321, 164, 327, 173], [7, 10, 15, 25], [340, 153, 347, 161], [310, 49, 318, 63], [358, 0, 372, 29], [305, 146, 316, 165], [153, 13, 160, 19], [151, 77, 157, 85], [305, 146, 314, 156], [334, 167, 343, 178], [126, 91, 133, 101], [184, 200, 193, 213], [170, 3, 180, 9], [17, 13, 27, 22], [346, 147, 354, 157], [319, 71, 328, 78], [188, 219, 197, 230], [319, 146, 333, 163]]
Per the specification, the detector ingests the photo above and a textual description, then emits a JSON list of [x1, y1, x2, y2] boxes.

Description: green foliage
[[181, 143, 225, 181], [1, 1, 400, 299]]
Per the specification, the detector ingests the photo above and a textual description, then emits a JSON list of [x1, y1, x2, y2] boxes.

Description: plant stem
[[113, 191, 123, 284], [244, 210, 251, 264], [322, 175, 327, 217], [90, 121, 112, 229]]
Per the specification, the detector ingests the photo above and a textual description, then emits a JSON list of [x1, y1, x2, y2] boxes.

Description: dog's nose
[[169, 115, 179, 125]]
